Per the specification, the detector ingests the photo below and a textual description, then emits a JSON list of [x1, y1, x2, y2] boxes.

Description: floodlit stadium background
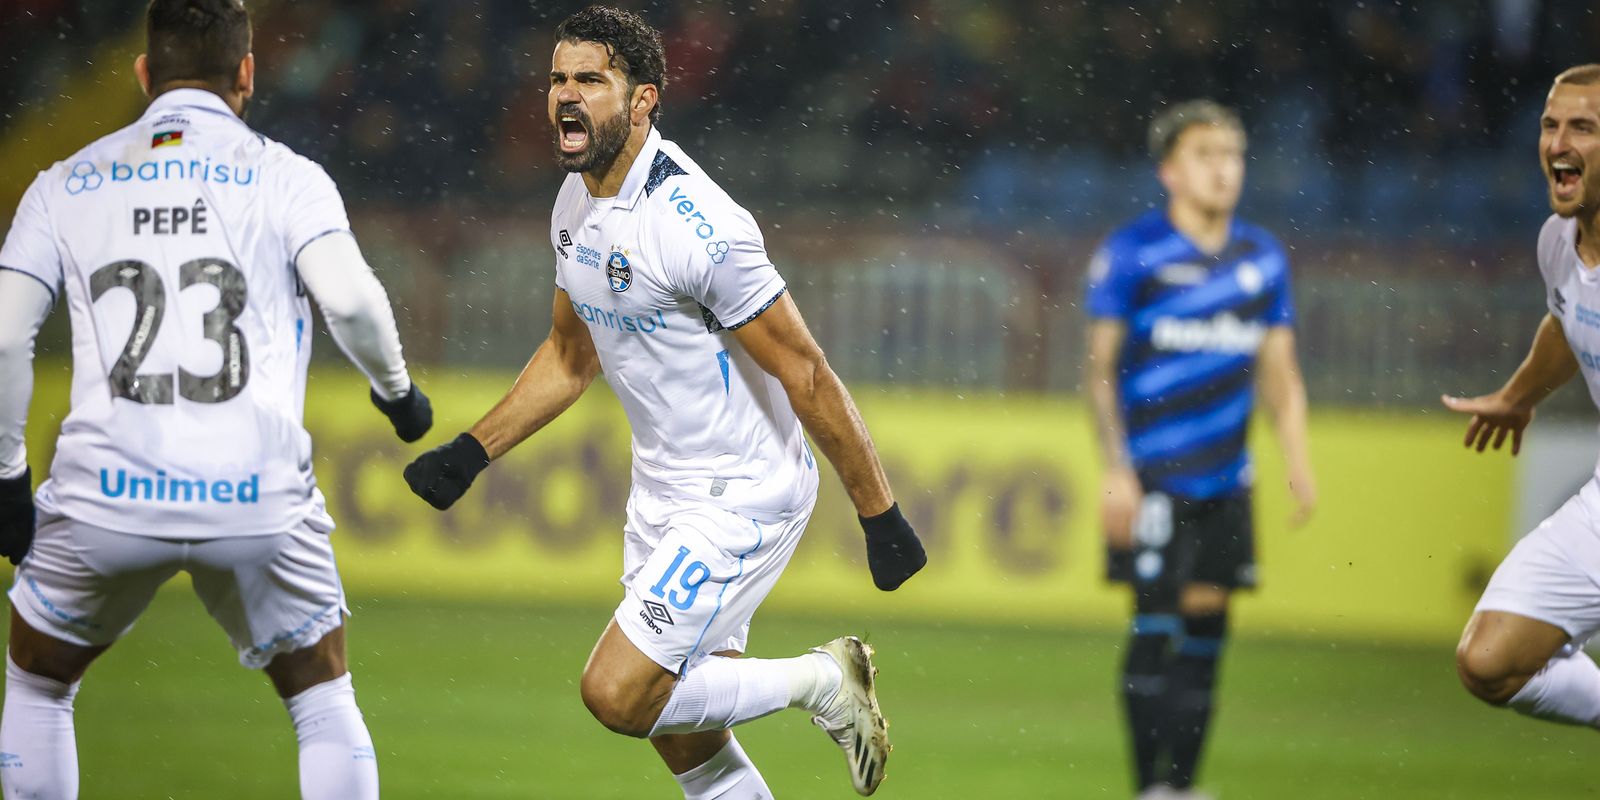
[[6, 2, 1600, 798]]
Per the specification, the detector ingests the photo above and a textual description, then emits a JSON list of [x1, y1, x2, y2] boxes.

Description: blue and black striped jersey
[[1085, 209, 1295, 500]]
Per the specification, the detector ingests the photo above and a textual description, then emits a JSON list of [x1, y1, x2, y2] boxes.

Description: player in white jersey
[[1446, 64, 1600, 733], [0, 2, 431, 797], [402, 6, 927, 797]]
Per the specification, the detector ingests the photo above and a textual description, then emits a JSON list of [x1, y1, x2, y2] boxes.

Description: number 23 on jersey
[[89, 256, 250, 405]]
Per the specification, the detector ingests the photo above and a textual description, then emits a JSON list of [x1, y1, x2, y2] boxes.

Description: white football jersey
[[0, 89, 347, 537], [1540, 215, 1600, 469], [550, 128, 818, 521]]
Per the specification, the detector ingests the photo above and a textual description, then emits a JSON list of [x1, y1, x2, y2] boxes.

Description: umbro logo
[[559, 229, 573, 247], [644, 600, 675, 626], [1555, 287, 1569, 316]]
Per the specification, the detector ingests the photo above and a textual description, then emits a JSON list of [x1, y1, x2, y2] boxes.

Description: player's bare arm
[[404, 290, 599, 509], [1442, 313, 1578, 455], [732, 293, 927, 591], [469, 291, 600, 459], [1256, 326, 1316, 525], [1085, 318, 1140, 549], [732, 294, 889, 514]]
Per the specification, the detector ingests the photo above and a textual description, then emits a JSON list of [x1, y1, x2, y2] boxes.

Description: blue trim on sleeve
[[291, 227, 353, 266], [0, 265, 58, 304], [645, 151, 688, 197], [725, 288, 787, 331]]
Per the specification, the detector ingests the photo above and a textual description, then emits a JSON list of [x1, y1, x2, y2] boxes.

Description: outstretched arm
[[1256, 326, 1316, 526], [467, 290, 600, 459], [404, 290, 599, 510], [732, 293, 889, 514], [296, 232, 431, 442], [732, 293, 925, 590], [1442, 313, 1578, 455], [296, 233, 411, 399]]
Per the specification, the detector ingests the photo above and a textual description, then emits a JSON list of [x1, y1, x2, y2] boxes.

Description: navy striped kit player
[[1086, 209, 1295, 500]]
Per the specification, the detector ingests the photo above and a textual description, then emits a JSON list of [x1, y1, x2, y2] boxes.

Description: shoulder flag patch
[[644, 150, 687, 197], [152, 130, 183, 149]]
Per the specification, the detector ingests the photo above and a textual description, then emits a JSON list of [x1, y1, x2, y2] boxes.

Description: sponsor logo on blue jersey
[[1151, 313, 1266, 354]]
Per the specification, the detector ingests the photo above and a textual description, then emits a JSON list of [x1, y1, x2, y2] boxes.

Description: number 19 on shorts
[[649, 546, 710, 611]]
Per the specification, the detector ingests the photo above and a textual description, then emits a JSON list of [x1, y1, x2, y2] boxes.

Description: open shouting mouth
[[558, 107, 590, 154], [1553, 158, 1584, 201]]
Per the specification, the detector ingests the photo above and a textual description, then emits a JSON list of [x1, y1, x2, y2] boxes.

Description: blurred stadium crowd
[[2, 0, 1596, 404], [6, 0, 1596, 235]]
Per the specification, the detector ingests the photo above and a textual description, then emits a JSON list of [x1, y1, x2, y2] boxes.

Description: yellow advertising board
[[23, 367, 1512, 643]]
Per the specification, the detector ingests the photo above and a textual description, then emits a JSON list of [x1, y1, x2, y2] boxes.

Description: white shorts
[[1476, 477, 1600, 642], [613, 485, 813, 676], [8, 512, 348, 669]]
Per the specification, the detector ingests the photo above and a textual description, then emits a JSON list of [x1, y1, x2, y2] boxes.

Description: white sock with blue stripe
[[284, 672, 379, 800], [650, 653, 842, 736], [0, 654, 80, 800]]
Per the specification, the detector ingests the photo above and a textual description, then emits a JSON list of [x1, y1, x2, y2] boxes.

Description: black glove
[[371, 384, 433, 443], [859, 503, 926, 591], [0, 468, 37, 566], [404, 433, 490, 510]]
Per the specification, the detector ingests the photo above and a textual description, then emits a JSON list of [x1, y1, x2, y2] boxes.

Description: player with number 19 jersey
[[550, 128, 818, 523], [1, 89, 345, 538]]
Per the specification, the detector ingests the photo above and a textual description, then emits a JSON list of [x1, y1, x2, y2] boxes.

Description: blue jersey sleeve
[[1264, 239, 1296, 326], [1084, 244, 1137, 320]]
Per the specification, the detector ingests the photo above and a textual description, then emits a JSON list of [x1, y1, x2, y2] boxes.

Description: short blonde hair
[[1554, 64, 1600, 87]]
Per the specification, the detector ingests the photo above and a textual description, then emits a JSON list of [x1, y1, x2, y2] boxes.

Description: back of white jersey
[[0, 90, 349, 537]]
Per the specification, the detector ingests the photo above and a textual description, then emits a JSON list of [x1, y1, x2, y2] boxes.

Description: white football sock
[[283, 672, 379, 800], [672, 735, 772, 799], [650, 653, 842, 737], [1507, 647, 1600, 728], [1, 654, 81, 800]]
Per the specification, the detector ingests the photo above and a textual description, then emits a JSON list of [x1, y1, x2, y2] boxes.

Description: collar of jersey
[[1563, 217, 1600, 285], [590, 126, 663, 210], [142, 88, 240, 123]]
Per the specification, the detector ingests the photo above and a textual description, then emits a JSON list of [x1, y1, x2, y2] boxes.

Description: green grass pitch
[[22, 589, 1597, 798]]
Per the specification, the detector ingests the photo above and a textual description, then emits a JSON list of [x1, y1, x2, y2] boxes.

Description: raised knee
[[579, 669, 657, 738], [1456, 641, 1525, 706]]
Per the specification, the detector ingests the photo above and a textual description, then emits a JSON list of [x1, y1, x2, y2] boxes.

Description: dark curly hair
[[556, 5, 667, 124], [145, 0, 252, 90]]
